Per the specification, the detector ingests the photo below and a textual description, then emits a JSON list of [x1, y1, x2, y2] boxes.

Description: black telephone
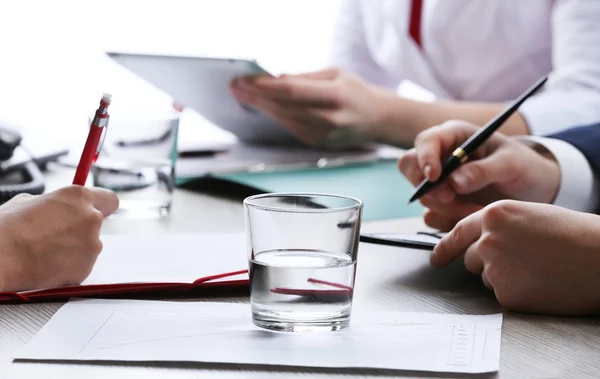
[[0, 123, 68, 203]]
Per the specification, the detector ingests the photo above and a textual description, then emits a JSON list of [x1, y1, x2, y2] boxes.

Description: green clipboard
[[204, 161, 424, 222]]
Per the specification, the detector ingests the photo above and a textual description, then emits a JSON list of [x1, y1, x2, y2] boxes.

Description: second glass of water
[[244, 193, 363, 332], [92, 111, 179, 218]]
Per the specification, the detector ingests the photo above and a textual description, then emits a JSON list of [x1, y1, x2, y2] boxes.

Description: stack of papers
[[15, 299, 502, 374]]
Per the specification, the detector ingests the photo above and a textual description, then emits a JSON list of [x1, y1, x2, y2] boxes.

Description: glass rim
[[243, 192, 363, 213]]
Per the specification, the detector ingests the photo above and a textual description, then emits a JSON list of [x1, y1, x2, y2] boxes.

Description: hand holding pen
[[407, 76, 548, 203], [398, 77, 566, 232]]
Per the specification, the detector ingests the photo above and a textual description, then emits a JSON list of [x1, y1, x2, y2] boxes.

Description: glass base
[[111, 200, 171, 219], [252, 308, 350, 332]]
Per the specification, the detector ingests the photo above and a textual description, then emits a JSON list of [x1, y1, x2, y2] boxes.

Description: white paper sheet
[[82, 234, 248, 285], [16, 299, 502, 374]]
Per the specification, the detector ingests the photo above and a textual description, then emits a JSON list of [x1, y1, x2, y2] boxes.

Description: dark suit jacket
[[549, 123, 600, 177]]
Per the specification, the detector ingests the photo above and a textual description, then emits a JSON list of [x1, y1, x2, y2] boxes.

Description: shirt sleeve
[[519, 0, 600, 136], [520, 136, 600, 213], [327, 0, 402, 90]]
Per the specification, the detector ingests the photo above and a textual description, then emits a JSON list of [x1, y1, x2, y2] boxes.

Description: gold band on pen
[[452, 148, 469, 163]]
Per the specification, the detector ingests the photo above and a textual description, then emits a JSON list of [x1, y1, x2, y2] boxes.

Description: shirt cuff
[[519, 90, 600, 136], [519, 136, 600, 213]]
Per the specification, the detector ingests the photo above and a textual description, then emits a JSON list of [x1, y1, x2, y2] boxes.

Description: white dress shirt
[[329, 0, 600, 136]]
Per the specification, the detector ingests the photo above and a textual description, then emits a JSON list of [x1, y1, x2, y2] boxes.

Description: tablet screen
[[106, 52, 301, 146]]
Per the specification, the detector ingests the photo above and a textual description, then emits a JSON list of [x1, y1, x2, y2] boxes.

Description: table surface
[[1, 166, 600, 379]]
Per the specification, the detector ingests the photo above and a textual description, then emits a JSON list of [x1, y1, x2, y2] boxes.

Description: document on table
[[83, 234, 247, 285], [15, 299, 502, 374], [175, 142, 397, 178]]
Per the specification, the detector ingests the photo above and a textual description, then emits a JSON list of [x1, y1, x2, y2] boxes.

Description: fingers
[[422, 210, 458, 232], [448, 152, 512, 195], [231, 75, 340, 107], [230, 86, 335, 145], [398, 150, 421, 184], [87, 187, 119, 217], [413, 121, 479, 181], [398, 151, 456, 203], [279, 68, 340, 80], [420, 196, 484, 221], [431, 210, 483, 268], [413, 131, 441, 181], [463, 243, 484, 274], [481, 265, 494, 290], [422, 196, 484, 231]]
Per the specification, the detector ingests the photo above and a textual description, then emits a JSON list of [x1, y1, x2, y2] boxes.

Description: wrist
[[515, 138, 561, 204], [530, 142, 561, 204], [367, 88, 421, 147]]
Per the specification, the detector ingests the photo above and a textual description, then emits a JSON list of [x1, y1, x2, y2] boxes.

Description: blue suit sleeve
[[547, 123, 600, 178]]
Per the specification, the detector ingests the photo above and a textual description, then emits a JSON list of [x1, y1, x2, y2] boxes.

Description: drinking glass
[[244, 193, 363, 332], [92, 111, 179, 218]]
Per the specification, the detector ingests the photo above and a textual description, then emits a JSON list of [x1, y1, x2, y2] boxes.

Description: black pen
[[408, 75, 548, 203]]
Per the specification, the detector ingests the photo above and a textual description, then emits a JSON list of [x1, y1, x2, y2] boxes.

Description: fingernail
[[424, 165, 432, 180]]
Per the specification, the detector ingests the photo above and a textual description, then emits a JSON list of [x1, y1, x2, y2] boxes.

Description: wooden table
[[1, 166, 600, 379]]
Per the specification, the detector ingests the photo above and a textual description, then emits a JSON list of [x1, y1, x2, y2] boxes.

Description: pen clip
[[94, 115, 109, 162]]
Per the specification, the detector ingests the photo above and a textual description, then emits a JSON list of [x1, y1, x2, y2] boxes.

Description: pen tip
[[408, 192, 420, 203]]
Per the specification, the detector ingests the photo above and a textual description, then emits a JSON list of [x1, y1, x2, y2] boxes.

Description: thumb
[[88, 188, 120, 217], [449, 154, 509, 195], [280, 68, 340, 81]]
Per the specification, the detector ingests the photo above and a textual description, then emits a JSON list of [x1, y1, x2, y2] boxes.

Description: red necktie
[[409, 0, 424, 49]]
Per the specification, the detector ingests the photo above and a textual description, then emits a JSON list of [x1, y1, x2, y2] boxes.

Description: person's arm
[[373, 96, 530, 146], [328, 0, 402, 90], [373, 0, 600, 146]]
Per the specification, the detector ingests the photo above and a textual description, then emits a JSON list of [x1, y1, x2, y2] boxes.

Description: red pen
[[73, 93, 112, 185]]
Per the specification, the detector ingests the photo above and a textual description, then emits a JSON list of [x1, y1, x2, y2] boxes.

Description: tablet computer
[[106, 52, 301, 146]]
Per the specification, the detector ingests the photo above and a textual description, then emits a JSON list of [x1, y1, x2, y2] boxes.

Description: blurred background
[[0, 0, 342, 147]]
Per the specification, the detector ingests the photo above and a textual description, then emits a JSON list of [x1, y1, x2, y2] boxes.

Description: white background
[[0, 0, 341, 142]]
